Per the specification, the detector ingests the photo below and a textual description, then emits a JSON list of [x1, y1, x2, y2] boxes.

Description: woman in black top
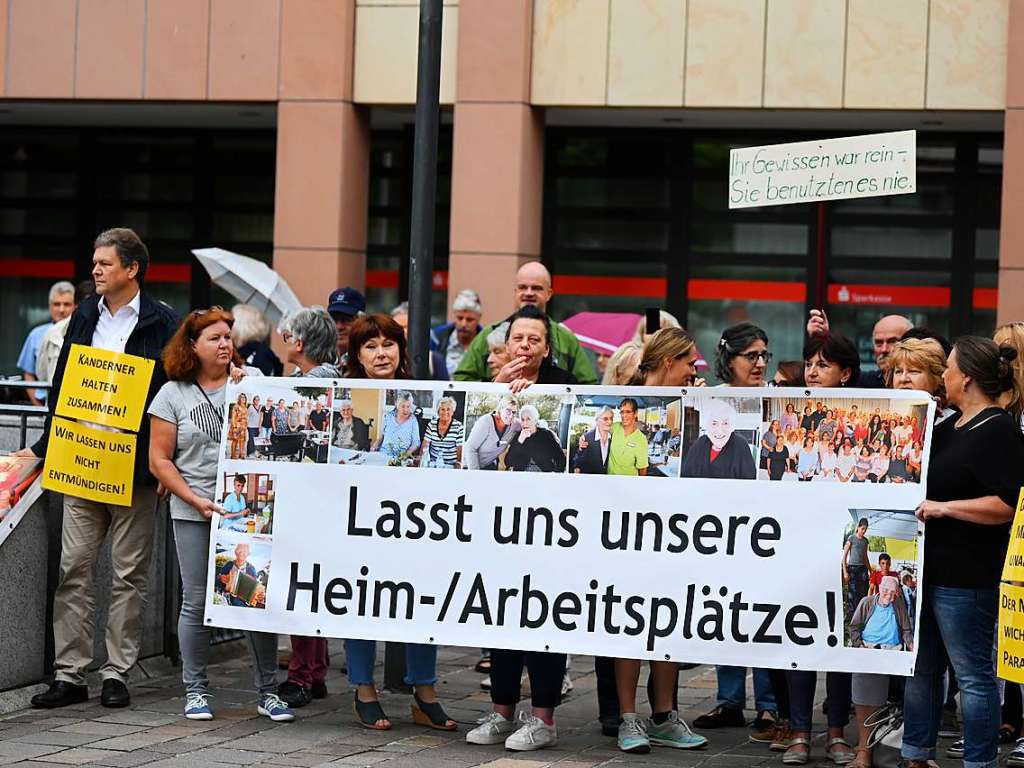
[[901, 337, 1024, 768], [503, 404, 565, 472], [767, 433, 789, 480]]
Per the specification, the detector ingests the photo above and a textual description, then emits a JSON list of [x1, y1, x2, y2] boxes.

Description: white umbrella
[[192, 247, 302, 326]]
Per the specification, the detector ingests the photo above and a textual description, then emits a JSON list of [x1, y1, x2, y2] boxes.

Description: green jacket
[[453, 317, 597, 384]]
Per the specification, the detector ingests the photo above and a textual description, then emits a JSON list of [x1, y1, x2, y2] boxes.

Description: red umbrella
[[562, 311, 708, 369]]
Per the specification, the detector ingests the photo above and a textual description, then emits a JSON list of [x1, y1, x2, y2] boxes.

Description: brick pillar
[[447, 1, 543, 325], [273, 0, 369, 310], [999, 1, 1024, 324]]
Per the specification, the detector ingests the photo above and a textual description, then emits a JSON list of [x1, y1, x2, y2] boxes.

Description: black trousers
[[490, 649, 566, 710], [770, 668, 791, 719]]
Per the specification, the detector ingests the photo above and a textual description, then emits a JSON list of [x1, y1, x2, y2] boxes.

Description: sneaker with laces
[[184, 692, 213, 720], [945, 738, 964, 758], [1008, 737, 1024, 767], [617, 714, 651, 754], [258, 693, 295, 722], [749, 709, 778, 743], [648, 711, 708, 750], [466, 712, 516, 745], [505, 713, 558, 751], [770, 719, 794, 751]]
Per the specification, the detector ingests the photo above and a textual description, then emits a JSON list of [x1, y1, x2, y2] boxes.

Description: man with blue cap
[[326, 287, 366, 365]]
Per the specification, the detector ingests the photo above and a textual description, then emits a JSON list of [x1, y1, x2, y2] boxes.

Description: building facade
[[0, 0, 1018, 374]]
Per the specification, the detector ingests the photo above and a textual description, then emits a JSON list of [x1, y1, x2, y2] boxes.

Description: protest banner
[[54, 344, 155, 431], [40, 417, 136, 505], [1003, 489, 1024, 583], [205, 381, 932, 675], [729, 130, 916, 209], [1000, 583, 1024, 684]]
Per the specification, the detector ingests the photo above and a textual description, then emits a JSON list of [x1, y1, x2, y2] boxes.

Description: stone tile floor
[[0, 643, 961, 767]]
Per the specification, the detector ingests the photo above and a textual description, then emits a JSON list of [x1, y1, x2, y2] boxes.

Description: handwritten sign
[[729, 131, 916, 209], [41, 417, 136, 505], [1003, 490, 1024, 583], [54, 344, 154, 431]]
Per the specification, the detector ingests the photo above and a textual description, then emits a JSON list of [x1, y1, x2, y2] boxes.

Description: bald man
[[453, 262, 597, 383], [807, 309, 913, 388]]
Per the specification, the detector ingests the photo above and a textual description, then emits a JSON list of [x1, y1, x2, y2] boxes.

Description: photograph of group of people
[[761, 397, 929, 483], [224, 382, 334, 463], [840, 508, 918, 651], [568, 395, 682, 478]]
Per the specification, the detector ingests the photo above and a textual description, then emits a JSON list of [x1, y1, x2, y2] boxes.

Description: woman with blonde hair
[[629, 327, 702, 387], [994, 321, 1024, 425], [228, 392, 249, 459], [882, 338, 949, 408], [602, 340, 643, 385]]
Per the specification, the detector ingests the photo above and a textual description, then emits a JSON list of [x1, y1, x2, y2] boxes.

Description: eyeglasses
[[740, 350, 773, 364]]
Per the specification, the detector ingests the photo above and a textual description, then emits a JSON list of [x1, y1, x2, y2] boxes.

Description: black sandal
[[410, 693, 457, 731], [474, 655, 491, 673], [352, 691, 391, 730]]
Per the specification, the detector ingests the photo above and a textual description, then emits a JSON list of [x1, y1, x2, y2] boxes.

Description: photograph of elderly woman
[[841, 508, 917, 650], [217, 471, 276, 535], [329, 386, 379, 465], [568, 395, 682, 478], [762, 397, 929, 483], [212, 533, 272, 610], [463, 392, 572, 473], [680, 396, 760, 480], [225, 383, 333, 463]]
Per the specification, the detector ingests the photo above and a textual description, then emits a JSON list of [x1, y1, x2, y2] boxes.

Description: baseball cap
[[327, 287, 366, 317]]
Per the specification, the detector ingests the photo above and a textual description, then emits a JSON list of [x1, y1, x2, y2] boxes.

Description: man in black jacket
[[17, 228, 179, 709]]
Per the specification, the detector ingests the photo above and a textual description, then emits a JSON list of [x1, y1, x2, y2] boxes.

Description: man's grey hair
[[49, 281, 75, 302], [391, 301, 409, 318], [279, 306, 338, 366], [231, 303, 271, 346], [486, 322, 510, 351], [452, 289, 481, 314]]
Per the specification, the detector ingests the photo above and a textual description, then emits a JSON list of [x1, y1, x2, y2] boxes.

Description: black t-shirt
[[308, 409, 328, 431], [924, 407, 1024, 589], [768, 446, 789, 480]]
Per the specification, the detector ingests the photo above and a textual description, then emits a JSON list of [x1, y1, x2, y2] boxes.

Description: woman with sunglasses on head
[[148, 308, 294, 724], [341, 314, 454, 733], [783, 332, 860, 766], [692, 322, 784, 745], [900, 338, 1024, 768]]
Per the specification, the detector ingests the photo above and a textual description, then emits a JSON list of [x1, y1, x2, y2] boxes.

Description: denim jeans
[[344, 640, 437, 686], [902, 585, 999, 768], [173, 520, 278, 695], [716, 665, 776, 712], [847, 565, 869, 617]]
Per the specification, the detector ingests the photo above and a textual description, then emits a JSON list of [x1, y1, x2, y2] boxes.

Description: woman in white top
[[835, 440, 857, 482]]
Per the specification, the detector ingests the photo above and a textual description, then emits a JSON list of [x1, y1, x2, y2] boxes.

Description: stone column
[[273, 0, 369, 309], [446, 1, 543, 324], [998, 1, 1024, 324]]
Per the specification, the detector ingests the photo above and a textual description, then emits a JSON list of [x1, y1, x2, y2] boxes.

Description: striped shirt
[[423, 418, 464, 468]]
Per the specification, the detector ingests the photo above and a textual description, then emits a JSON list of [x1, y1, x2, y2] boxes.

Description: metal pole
[[385, 0, 443, 692], [405, 0, 444, 380]]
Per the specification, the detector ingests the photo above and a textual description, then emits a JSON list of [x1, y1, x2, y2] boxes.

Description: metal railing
[[0, 378, 51, 450]]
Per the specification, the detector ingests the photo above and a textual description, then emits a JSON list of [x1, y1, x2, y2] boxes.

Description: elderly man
[[431, 289, 484, 379], [807, 310, 913, 388], [454, 262, 596, 383], [18, 280, 76, 405], [850, 575, 913, 650]]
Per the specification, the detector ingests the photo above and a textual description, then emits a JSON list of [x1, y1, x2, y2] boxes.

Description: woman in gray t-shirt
[[148, 307, 293, 724]]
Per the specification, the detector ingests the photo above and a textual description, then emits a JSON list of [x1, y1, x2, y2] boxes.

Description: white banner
[[729, 130, 916, 209], [205, 381, 933, 675]]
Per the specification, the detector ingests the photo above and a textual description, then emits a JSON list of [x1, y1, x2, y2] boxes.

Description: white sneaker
[[466, 711, 516, 745], [479, 675, 491, 691], [561, 672, 573, 697], [505, 713, 558, 751]]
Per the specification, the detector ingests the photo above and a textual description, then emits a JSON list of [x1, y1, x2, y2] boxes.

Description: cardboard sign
[[41, 417, 136, 505], [729, 130, 916, 209], [54, 344, 155, 431], [1003, 490, 1024, 583], [1000, 583, 1024, 683]]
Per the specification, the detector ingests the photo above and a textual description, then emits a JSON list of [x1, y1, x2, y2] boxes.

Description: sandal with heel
[[410, 694, 457, 731], [783, 737, 811, 765], [352, 691, 391, 730]]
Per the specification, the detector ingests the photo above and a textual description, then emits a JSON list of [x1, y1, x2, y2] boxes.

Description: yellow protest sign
[[1000, 583, 1024, 683], [54, 344, 154, 431], [1002, 489, 1024, 583], [41, 417, 136, 505]]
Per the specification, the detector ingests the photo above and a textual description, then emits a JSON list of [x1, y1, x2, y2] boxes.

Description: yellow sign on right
[[1000, 583, 1024, 683], [1002, 489, 1024, 583]]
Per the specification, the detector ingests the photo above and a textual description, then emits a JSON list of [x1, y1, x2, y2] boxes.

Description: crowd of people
[[12, 229, 1024, 768]]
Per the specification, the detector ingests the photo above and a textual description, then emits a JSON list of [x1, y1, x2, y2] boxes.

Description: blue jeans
[[344, 640, 438, 687], [902, 585, 999, 768], [716, 665, 776, 712]]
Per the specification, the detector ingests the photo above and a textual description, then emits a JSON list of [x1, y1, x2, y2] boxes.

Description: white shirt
[[92, 291, 141, 353]]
